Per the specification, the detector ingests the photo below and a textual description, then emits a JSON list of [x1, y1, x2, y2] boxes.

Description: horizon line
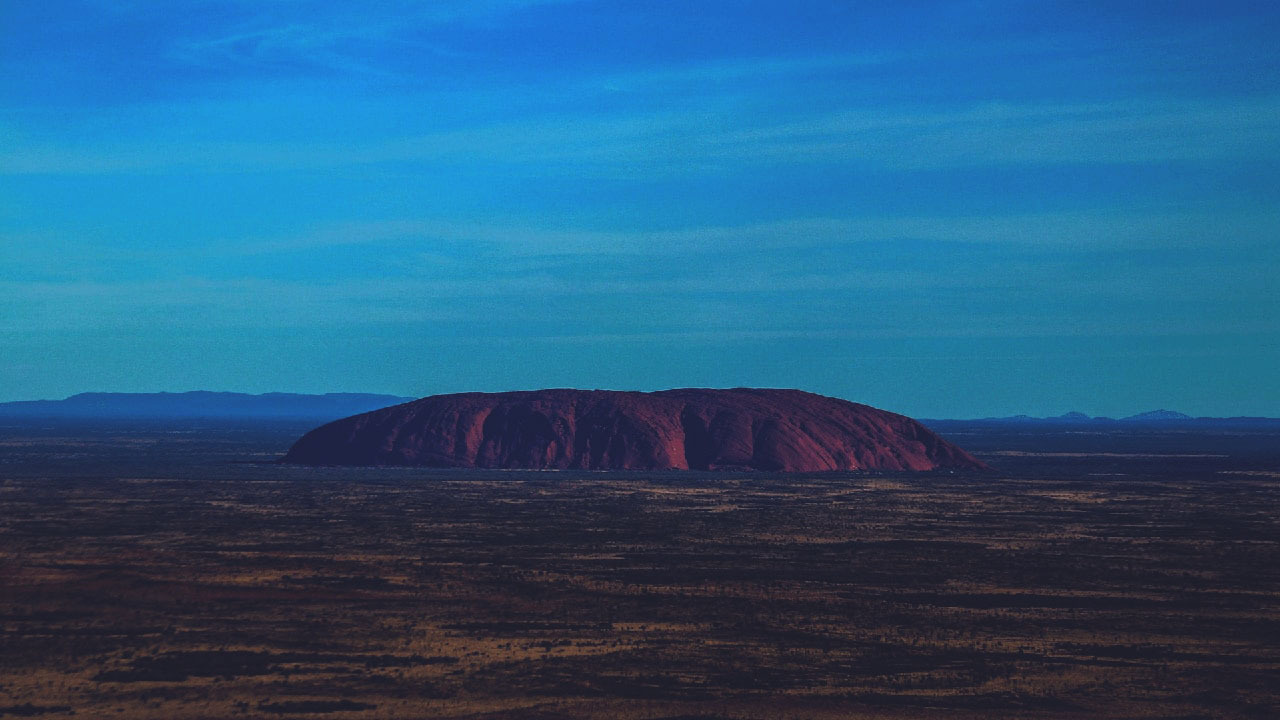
[[0, 388, 1275, 421]]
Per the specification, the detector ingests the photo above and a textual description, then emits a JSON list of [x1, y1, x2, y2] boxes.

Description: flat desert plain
[[1, 420, 1278, 719]]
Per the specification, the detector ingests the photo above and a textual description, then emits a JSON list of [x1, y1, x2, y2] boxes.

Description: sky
[[2, 0, 1278, 418]]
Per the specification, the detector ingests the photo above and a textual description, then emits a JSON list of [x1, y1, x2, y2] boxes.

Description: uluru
[[283, 388, 984, 472]]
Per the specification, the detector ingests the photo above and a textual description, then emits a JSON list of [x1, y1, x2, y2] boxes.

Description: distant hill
[[0, 392, 416, 421], [921, 409, 1279, 430], [1121, 409, 1193, 422]]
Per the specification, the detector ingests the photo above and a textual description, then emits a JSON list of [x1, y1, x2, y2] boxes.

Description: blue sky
[[2, 0, 1278, 417]]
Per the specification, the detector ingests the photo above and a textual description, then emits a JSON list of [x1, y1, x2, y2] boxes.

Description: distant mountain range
[[0, 392, 415, 421], [966, 409, 1194, 423], [922, 409, 1279, 428]]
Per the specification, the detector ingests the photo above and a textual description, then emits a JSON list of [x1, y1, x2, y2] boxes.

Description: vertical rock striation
[[283, 388, 985, 471]]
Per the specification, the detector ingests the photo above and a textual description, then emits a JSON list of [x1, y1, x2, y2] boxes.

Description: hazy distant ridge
[[0, 392, 416, 421], [922, 409, 1279, 428]]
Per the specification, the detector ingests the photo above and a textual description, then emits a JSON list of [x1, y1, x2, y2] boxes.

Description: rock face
[[283, 388, 984, 472]]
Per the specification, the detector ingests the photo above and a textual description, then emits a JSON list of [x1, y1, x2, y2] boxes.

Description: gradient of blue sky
[[2, 0, 1278, 417]]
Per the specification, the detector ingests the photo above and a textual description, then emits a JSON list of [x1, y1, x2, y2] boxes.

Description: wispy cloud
[[166, 0, 585, 74], [6, 204, 1275, 340], [4, 266, 1271, 340], [7, 91, 1277, 177], [697, 96, 1280, 167], [209, 208, 1280, 260], [594, 52, 900, 92]]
